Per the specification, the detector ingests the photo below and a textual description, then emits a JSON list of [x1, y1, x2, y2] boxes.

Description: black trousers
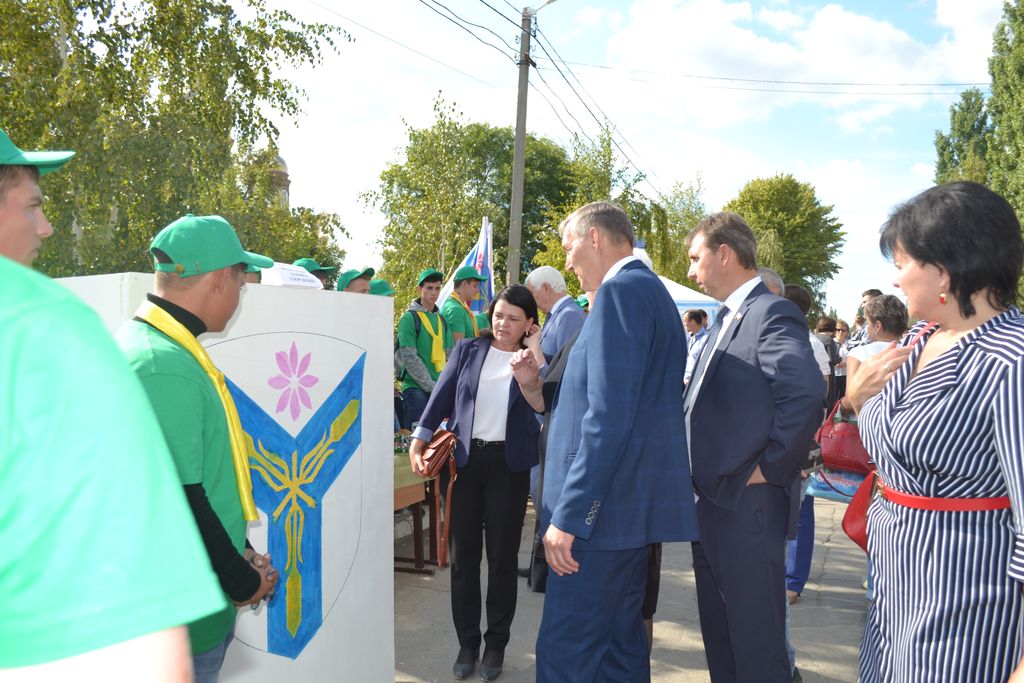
[[443, 442, 530, 652]]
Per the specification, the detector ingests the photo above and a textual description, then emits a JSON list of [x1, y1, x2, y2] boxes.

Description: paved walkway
[[395, 498, 868, 682]]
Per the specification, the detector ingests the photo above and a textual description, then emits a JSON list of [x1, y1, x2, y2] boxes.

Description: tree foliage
[[0, 0, 346, 276], [934, 88, 990, 185], [988, 2, 1024, 214], [723, 174, 844, 305], [367, 96, 575, 312]]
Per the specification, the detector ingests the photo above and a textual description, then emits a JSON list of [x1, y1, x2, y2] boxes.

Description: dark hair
[[687, 212, 757, 269], [0, 164, 40, 204], [482, 284, 538, 346], [783, 283, 812, 315], [862, 288, 883, 299], [880, 181, 1023, 318], [454, 278, 475, 287], [815, 316, 837, 333], [864, 294, 908, 337], [419, 273, 443, 285], [684, 309, 707, 325]]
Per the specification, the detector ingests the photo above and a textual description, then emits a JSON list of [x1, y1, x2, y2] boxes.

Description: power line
[[476, 0, 522, 30], [531, 65, 597, 147], [302, 0, 497, 87], [531, 26, 668, 201], [533, 67, 973, 96], [500, 0, 520, 15], [534, 26, 667, 194], [534, 57, 990, 88], [415, 0, 516, 64], [528, 81, 582, 146], [426, 0, 518, 54]]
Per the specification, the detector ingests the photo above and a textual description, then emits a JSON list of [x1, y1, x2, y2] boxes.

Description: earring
[[939, 292, 948, 305]]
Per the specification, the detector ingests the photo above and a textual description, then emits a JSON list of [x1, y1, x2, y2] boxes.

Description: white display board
[[59, 273, 394, 682]]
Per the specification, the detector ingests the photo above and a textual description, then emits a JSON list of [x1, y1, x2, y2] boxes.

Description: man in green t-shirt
[[117, 214, 278, 683], [0, 130, 226, 678], [440, 265, 488, 341], [396, 267, 454, 428]]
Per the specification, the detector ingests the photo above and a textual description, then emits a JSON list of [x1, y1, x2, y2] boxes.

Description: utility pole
[[506, 8, 533, 285]]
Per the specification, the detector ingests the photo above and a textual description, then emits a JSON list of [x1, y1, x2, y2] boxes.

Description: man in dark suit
[[684, 212, 822, 683], [535, 201, 699, 682]]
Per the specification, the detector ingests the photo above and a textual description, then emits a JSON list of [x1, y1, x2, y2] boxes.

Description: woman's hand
[[511, 348, 541, 390], [522, 323, 541, 353], [409, 438, 428, 478], [846, 342, 913, 415]]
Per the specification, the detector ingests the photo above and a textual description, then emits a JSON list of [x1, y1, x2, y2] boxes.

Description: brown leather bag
[[418, 429, 458, 567]]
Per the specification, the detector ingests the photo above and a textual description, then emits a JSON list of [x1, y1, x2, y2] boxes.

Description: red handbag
[[816, 401, 873, 474], [416, 429, 458, 568], [842, 470, 877, 552]]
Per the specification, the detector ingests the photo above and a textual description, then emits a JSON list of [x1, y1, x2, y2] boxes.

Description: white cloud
[[757, 8, 804, 32], [835, 103, 899, 134]]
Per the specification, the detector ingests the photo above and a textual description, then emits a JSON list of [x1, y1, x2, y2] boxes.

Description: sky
[[266, 0, 1004, 320]]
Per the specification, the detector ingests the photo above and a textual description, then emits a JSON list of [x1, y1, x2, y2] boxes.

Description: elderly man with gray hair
[[525, 265, 586, 360]]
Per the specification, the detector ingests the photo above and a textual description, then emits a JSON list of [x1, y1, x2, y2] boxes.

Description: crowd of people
[[7, 119, 1024, 683]]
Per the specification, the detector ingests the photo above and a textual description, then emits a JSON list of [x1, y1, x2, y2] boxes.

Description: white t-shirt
[[809, 332, 830, 376], [472, 346, 514, 441], [849, 340, 892, 363]]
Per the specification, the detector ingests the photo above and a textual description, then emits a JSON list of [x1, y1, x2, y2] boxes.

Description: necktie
[[687, 305, 729, 399]]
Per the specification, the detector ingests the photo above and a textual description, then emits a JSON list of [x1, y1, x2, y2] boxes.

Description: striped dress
[[859, 310, 1024, 682]]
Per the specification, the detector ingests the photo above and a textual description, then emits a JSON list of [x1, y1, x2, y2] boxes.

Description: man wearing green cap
[[1, 131, 228, 678], [116, 214, 279, 682], [370, 278, 395, 296], [396, 267, 454, 428], [336, 266, 374, 294], [441, 265, 488, 342], [0, 129, 74, 265], [293, 257, 336, 289]]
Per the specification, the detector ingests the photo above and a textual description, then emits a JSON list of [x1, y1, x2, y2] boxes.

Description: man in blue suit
[[684, 212, 822, 683], [536, 201, 699, 682], [525, 265, 587, 361]]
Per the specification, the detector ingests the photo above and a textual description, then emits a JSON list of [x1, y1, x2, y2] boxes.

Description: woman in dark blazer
[[409, 285, 541, 682]]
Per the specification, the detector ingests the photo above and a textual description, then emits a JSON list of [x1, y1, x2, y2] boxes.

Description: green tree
[[367, 96, 575, 314], [0, 0, 345, 276], [935, 88, 990, 185], [988, 1, 1024, 213], [723, 174, 844, 304]]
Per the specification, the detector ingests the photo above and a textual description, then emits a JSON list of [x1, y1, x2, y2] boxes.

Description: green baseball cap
[[0, 129, 75, 175], [417, 268, 443, 286], [576, 294, 589, 310], [454, 265, 487, 282], [336, 267, 375, 291], [150, 214, 272, 277], [293, 257, 337, 274], [245, 264, 262, 273], [370, 278, 395, 296]]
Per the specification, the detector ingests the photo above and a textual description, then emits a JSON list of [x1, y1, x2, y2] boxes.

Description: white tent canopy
[[659, 276, 721, 323]]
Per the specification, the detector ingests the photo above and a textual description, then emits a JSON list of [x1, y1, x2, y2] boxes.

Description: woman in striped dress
[[848, 181, 1024, 682]]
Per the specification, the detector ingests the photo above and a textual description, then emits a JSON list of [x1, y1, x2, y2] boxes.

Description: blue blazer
[[542, 261, 699, 550], [685, 282, 823, 511], [415, 336, 540, 472]]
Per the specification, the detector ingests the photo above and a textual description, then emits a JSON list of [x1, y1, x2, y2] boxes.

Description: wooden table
[[393, 454, 438, 574]]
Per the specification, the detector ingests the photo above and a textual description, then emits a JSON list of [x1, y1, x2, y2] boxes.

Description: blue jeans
[[786, 494, 816, 593], [401, 387, 429, 430], [192, 626, 234, 683]]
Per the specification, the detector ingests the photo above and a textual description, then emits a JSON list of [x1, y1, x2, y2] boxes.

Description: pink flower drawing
[[268, 342, 319, 420]]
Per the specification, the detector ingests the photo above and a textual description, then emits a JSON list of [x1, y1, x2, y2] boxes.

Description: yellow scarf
[[452, 292, 479, 337], [417, 311, 446, 372], [136, 301, 258, 522]]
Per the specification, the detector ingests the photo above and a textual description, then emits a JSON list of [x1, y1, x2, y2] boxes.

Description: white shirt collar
[[721, 275, 762, 314], [602, 255, 642, 284]]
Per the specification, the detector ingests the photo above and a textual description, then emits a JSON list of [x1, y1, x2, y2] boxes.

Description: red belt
[[878, 479, 1011, 512]]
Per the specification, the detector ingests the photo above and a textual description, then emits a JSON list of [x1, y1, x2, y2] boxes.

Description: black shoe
[[516, 567, 530, 578], [453, 647, 478, 680], [479, 649, 504, 681], [791, 666, 803, 683]]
